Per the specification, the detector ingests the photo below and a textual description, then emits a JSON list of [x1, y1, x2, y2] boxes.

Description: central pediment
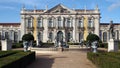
[[45, 4, 76, 14]]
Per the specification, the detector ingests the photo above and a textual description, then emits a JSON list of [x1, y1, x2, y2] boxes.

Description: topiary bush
[[99, 43, 108, 48], [22, 33, 34, 41], [86, 33, 100, 43], [86, 33, 101, 47], [12, 43, 23, 48]]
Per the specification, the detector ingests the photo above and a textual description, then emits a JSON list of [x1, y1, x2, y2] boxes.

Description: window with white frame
[[48, 18, 53, 27], [38, 32, 42, 41], [103, 32, 107, 42], [117, 30, 119, 40], [88, 18, 94, 27], [79, 33, 83, 42], [0, 32, 1, 40], [49, 32, 53, 42], [28, 18, 32, 28], [67, 18, 71, 27], [5, 32, 9, 40], [14, 32, 18, 42], [78, 18, 83, 27], [58, 17, 62, 27], [37, 18, 43, 27]]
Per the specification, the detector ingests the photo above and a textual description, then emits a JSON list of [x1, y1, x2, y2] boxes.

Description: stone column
[[94, 17, 100, 36], [43, 16, 48, 42], [21, 15, 26, 40], [72, 17, 76, 42]]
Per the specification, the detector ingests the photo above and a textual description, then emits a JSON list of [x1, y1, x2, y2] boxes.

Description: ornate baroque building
[[0, 4, 120, 44]]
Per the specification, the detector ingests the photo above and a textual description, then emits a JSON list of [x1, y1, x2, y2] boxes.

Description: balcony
[[57, 26, 64, 30], [48, 26, 55, 29], [37, 27, 44, 30], [65, 27, 73, 30], [87, 27, 95, 31], [77, 27, 84, 31], [27, 27, 34, 31]]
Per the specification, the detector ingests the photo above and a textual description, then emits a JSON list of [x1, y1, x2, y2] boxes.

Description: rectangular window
[[14, 32, 18, 42], [78, 19, 83, 27], [49, 18, 53, 27], [49, 32, 53, 42], [5, 32, 9, 40], [88, 19, 94, 27], [58, 17, 62, 27], [28, 18, 32, 28], [67, 18, 71, 27], [38, 18, 42, 27], [0, 32, 1, 40]]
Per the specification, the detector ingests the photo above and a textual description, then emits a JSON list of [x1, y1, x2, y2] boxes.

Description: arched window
[[117, 30, 119, 40], [5, 32, 9, 40], [48, 18, 53, 27], [0, 32, 1, 40], [67, 32, 72, 42], [37, 18, 43, 27], [115, 30, 119, 40], [103, 32, 107, 42], [49, 32, 53, 42], [38, 32, 42, 41], [78, 18, 83, 27], [14, 32, 18, 42], [99, 30, 102, 39], [79, 33, 83, 42], [88, 18, 94, 27], [28, 18, 32, 28], [58, 17, 62, 27]]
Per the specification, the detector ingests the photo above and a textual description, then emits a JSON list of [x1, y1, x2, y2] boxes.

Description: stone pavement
[[27, 50, 96, 68]]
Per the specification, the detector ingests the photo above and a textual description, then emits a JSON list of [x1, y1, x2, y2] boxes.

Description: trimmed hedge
[[12, 43, 23, 48], [0, 51, 17, 58], [67, 43, 79, 45], [87, 52, 120, 68], [99, 43, 108, 48], [0, 51, 35, 68]]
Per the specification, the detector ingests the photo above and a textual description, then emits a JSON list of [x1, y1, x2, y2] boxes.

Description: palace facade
[[0, 4, 120, 45]]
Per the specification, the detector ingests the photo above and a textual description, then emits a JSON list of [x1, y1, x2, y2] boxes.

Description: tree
[[22, 33, 34, 51], [22, 33, 34, 41], [86, 33, 100, 43]]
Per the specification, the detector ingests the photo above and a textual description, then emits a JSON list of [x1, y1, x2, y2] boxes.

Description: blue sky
[[0, 0, 120, 23]]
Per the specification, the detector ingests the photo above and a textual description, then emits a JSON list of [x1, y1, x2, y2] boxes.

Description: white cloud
[[108, 2, 120, 11]]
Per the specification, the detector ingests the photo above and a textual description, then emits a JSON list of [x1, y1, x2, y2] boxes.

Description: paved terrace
[[26, 48, 96, 68]]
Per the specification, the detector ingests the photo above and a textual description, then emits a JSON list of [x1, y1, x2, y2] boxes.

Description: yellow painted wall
[[84, 16, 88, 40], [33, 17, 37, 40]]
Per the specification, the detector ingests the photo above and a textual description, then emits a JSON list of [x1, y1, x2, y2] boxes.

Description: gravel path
[[27, 50, 96, 68]]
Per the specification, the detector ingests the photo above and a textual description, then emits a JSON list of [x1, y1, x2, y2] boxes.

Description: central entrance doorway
[[57, 31, 63, 42]]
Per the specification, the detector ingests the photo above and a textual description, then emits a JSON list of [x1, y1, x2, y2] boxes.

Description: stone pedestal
[[108, 39, 118, 52], [1, 39, 12, 51]]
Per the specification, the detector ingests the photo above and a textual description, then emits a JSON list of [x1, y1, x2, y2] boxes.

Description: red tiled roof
[[0, 23, 20, 25]]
